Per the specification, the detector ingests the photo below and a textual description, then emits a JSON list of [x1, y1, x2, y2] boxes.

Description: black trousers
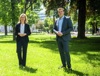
[[57, 38, 71, 68], [16, 40, 28, 66]]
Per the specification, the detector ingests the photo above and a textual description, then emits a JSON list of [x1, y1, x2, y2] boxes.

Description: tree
[[35, 20, 44, 32], [11, 0, 41, 40], [43, 0, 70, 33], [27, 10, 39, 26], [44, 17, 53, 33], [43, 0, 70, 16], [0, 0, 12, 35], [87, 0, 100, 34], [71, 0, 86, 38], [77, 0, 86, 38], [0, 0, 41, 40], [11, 0, 20, 40]]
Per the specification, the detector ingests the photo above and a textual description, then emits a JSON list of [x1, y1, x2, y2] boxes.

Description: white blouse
[[20, 24, 25, 34]]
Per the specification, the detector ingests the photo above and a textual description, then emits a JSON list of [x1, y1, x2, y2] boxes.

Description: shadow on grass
[[70, 37, 100, 53], [29, 37, 100, 67], [29, 37, 100, 53], [0, 35, 15, 43], [69, 37, 100, 67], [30, 40, 58, 52], [64, 69, 88, 76], [19, 66, 37, 73], [0, 40, 15, 43], [0, 35, 12, 39]]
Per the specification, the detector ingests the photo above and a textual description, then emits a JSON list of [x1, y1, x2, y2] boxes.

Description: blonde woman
[[15, 13, 31, 68]]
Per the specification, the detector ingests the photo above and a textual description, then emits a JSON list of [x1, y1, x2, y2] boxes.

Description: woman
[[15, 13, 31, 67]]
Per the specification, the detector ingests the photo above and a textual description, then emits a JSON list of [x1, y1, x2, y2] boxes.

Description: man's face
[[58, 10, 64, 18]]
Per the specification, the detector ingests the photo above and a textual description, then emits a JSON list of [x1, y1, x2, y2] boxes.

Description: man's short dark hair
[[57, 7, 64, 11]]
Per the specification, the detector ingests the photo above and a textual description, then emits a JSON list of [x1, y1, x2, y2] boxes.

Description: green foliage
[[44, 17, 53, 32], [0, 0, 42, 26], [26, 10, 39, 26], [43, 0, 69, 16], [17, 1, 25, 13], [44, 17, 53, 27], [71, 10, 78, 24], [88, 0, 100, 14], [86, 0, 100, 26], [0, 0, 12, 25], [35, 20, 44, 29]]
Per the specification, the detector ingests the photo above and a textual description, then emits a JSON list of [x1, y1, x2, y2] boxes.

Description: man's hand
[[57, 31, 63, 37], [18, 33, 27, 37]]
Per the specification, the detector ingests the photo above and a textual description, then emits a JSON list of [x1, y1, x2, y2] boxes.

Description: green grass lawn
[[0, 33, 100, 76]]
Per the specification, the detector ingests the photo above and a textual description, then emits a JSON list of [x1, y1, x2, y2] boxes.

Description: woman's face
[[20, 15, 26, 23]]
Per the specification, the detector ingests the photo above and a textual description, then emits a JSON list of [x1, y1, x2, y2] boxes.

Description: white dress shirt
[[58, 16, 64, 32]]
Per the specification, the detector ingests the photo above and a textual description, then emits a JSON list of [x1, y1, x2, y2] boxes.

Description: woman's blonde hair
[[18, 13, 28, 23]]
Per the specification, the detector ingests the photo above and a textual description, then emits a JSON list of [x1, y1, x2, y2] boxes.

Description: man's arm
[[62, 18, 73, 35], [53, 20, 58, 34]]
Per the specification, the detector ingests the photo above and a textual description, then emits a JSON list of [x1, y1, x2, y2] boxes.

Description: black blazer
[[15, 23, 31, 42], [53, 16, 73, 41]]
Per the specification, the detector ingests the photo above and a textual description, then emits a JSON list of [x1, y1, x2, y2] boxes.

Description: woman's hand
[[18, 33, 27, 37]]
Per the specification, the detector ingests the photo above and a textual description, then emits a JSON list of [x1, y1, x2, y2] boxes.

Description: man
[[53, 7, 73, 70]]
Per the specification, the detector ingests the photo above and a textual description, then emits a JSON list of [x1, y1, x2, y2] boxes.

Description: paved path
[[71, 32, 100, 37]]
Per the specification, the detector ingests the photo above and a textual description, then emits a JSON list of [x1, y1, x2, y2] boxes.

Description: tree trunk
[[77, 0, 86, 38], [11, 0, 16, 41], [4, 25, 7, 35], [13, 26, 15, 40]]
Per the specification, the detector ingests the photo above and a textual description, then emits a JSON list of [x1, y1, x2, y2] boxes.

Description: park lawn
[[0, 33, 100, 76]]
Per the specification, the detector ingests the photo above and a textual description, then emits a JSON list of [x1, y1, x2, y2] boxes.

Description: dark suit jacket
[[53, 16, 73, 41], [15, 23, 31, 42]]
